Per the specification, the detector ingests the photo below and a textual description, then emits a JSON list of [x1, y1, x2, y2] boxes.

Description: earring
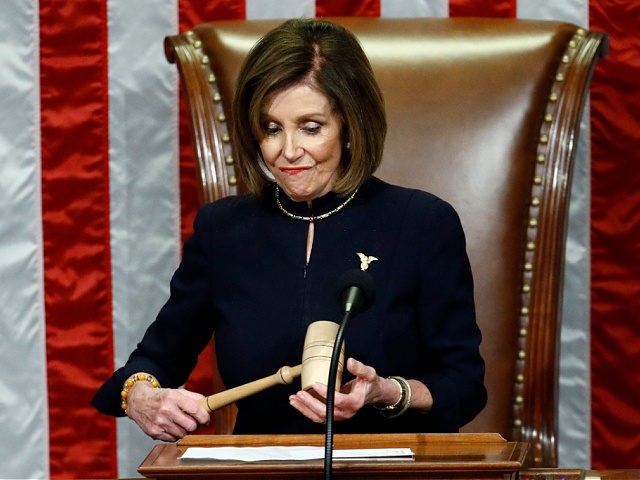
[[345, 141, 351, 150]]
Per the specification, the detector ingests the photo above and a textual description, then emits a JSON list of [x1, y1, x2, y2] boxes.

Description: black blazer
[[93, 177, 487, 433]]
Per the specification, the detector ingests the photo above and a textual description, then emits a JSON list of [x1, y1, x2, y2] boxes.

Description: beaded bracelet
[[120, 372, 160, 412], [375, 376, 412, 419]]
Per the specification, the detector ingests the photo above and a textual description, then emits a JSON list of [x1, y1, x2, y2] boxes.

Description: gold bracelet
[[120, 372, 160, 412], [375, 376, 412, 419]]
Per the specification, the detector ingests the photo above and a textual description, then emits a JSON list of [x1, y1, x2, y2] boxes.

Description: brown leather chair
[[164, 17, 607, 467]]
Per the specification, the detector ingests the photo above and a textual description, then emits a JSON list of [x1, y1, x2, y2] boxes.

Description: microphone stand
[[323, 308, 352, 480]]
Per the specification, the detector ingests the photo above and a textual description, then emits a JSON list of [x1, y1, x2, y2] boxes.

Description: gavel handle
[[199, 364, 302, 413]]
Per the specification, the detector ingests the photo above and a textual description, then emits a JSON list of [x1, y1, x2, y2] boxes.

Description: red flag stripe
[[178, 0, 246, 27], [589, 0, 640, 469], [449, 0, 516, 17], [39, 1, 116, 478], [316, 0, 380, 17]]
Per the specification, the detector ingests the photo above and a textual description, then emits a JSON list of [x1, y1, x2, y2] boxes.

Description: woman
[[93, 18, 486, 442]]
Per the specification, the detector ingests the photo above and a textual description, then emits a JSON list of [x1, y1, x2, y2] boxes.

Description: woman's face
[[258, 83, 343, 204]]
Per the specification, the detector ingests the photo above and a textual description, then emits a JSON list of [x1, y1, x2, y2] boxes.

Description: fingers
[[289, 383, 360, 422], [176, 388, 210, 425], [290, 359, 382, 424], [128, 386, 210, 441], [289, 384, 327, 423], [160, 390, 210, 435], [346, 357, 377, 381]]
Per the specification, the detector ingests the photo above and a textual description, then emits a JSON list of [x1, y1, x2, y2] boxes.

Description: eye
[[263, 121, 281, 136], [302, 122, 321, 134]]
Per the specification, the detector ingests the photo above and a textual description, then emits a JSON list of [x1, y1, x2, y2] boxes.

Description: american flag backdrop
[[1, 0, 638, 478]]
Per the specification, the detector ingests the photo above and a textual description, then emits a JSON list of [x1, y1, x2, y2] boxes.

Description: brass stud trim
[[181, 31, 238, 197], [514, 28, 574, 416], [514, 419, 523, 427]]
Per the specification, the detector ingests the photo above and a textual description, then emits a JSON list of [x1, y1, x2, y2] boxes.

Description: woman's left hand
[[288, 357, 398, 423]]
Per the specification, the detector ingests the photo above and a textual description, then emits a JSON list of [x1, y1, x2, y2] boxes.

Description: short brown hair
[[231, 18, 387, 196]]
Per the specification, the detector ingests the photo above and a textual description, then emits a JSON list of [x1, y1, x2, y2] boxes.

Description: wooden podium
[[138, 433, 529, 479]]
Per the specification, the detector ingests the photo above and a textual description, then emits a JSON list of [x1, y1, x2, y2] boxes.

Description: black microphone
[[324, 269, 375, 480], [337, 268, 376, 316]]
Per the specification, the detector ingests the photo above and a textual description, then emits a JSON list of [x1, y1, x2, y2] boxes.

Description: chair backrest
[[164, 17, 607, 467]]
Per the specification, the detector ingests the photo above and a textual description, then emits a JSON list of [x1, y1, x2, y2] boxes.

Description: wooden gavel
[[199, 364, 302, 413], [198, 320, 345, 413]]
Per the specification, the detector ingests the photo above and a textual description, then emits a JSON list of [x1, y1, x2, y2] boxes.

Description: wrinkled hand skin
[[126, 382, 210, 442]]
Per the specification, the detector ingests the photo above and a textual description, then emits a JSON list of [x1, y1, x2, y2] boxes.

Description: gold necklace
[[275, 185, 359, 221]]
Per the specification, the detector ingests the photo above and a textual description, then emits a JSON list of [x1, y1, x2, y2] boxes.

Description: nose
[[282, 132, 303, 162]]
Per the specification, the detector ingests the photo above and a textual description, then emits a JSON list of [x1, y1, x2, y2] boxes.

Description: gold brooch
[[357, 252, 378, 271]]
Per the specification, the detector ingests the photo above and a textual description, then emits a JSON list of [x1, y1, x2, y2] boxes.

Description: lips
[[280, 166, 311, 176]]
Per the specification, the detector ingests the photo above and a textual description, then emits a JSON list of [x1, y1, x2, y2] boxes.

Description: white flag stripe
[[246, 0, 315, 19], [382, 0, 448, 18], [517, 0, 589, 27], [106, 0, 181, 477], [0, 1, 49, 479], [558, 110, 592, 469]]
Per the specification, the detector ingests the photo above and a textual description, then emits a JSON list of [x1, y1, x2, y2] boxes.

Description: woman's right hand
[[125, 381, 210, 442]]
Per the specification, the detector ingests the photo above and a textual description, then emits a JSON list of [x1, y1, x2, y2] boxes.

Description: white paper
[[181, 446, 414, 462]]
